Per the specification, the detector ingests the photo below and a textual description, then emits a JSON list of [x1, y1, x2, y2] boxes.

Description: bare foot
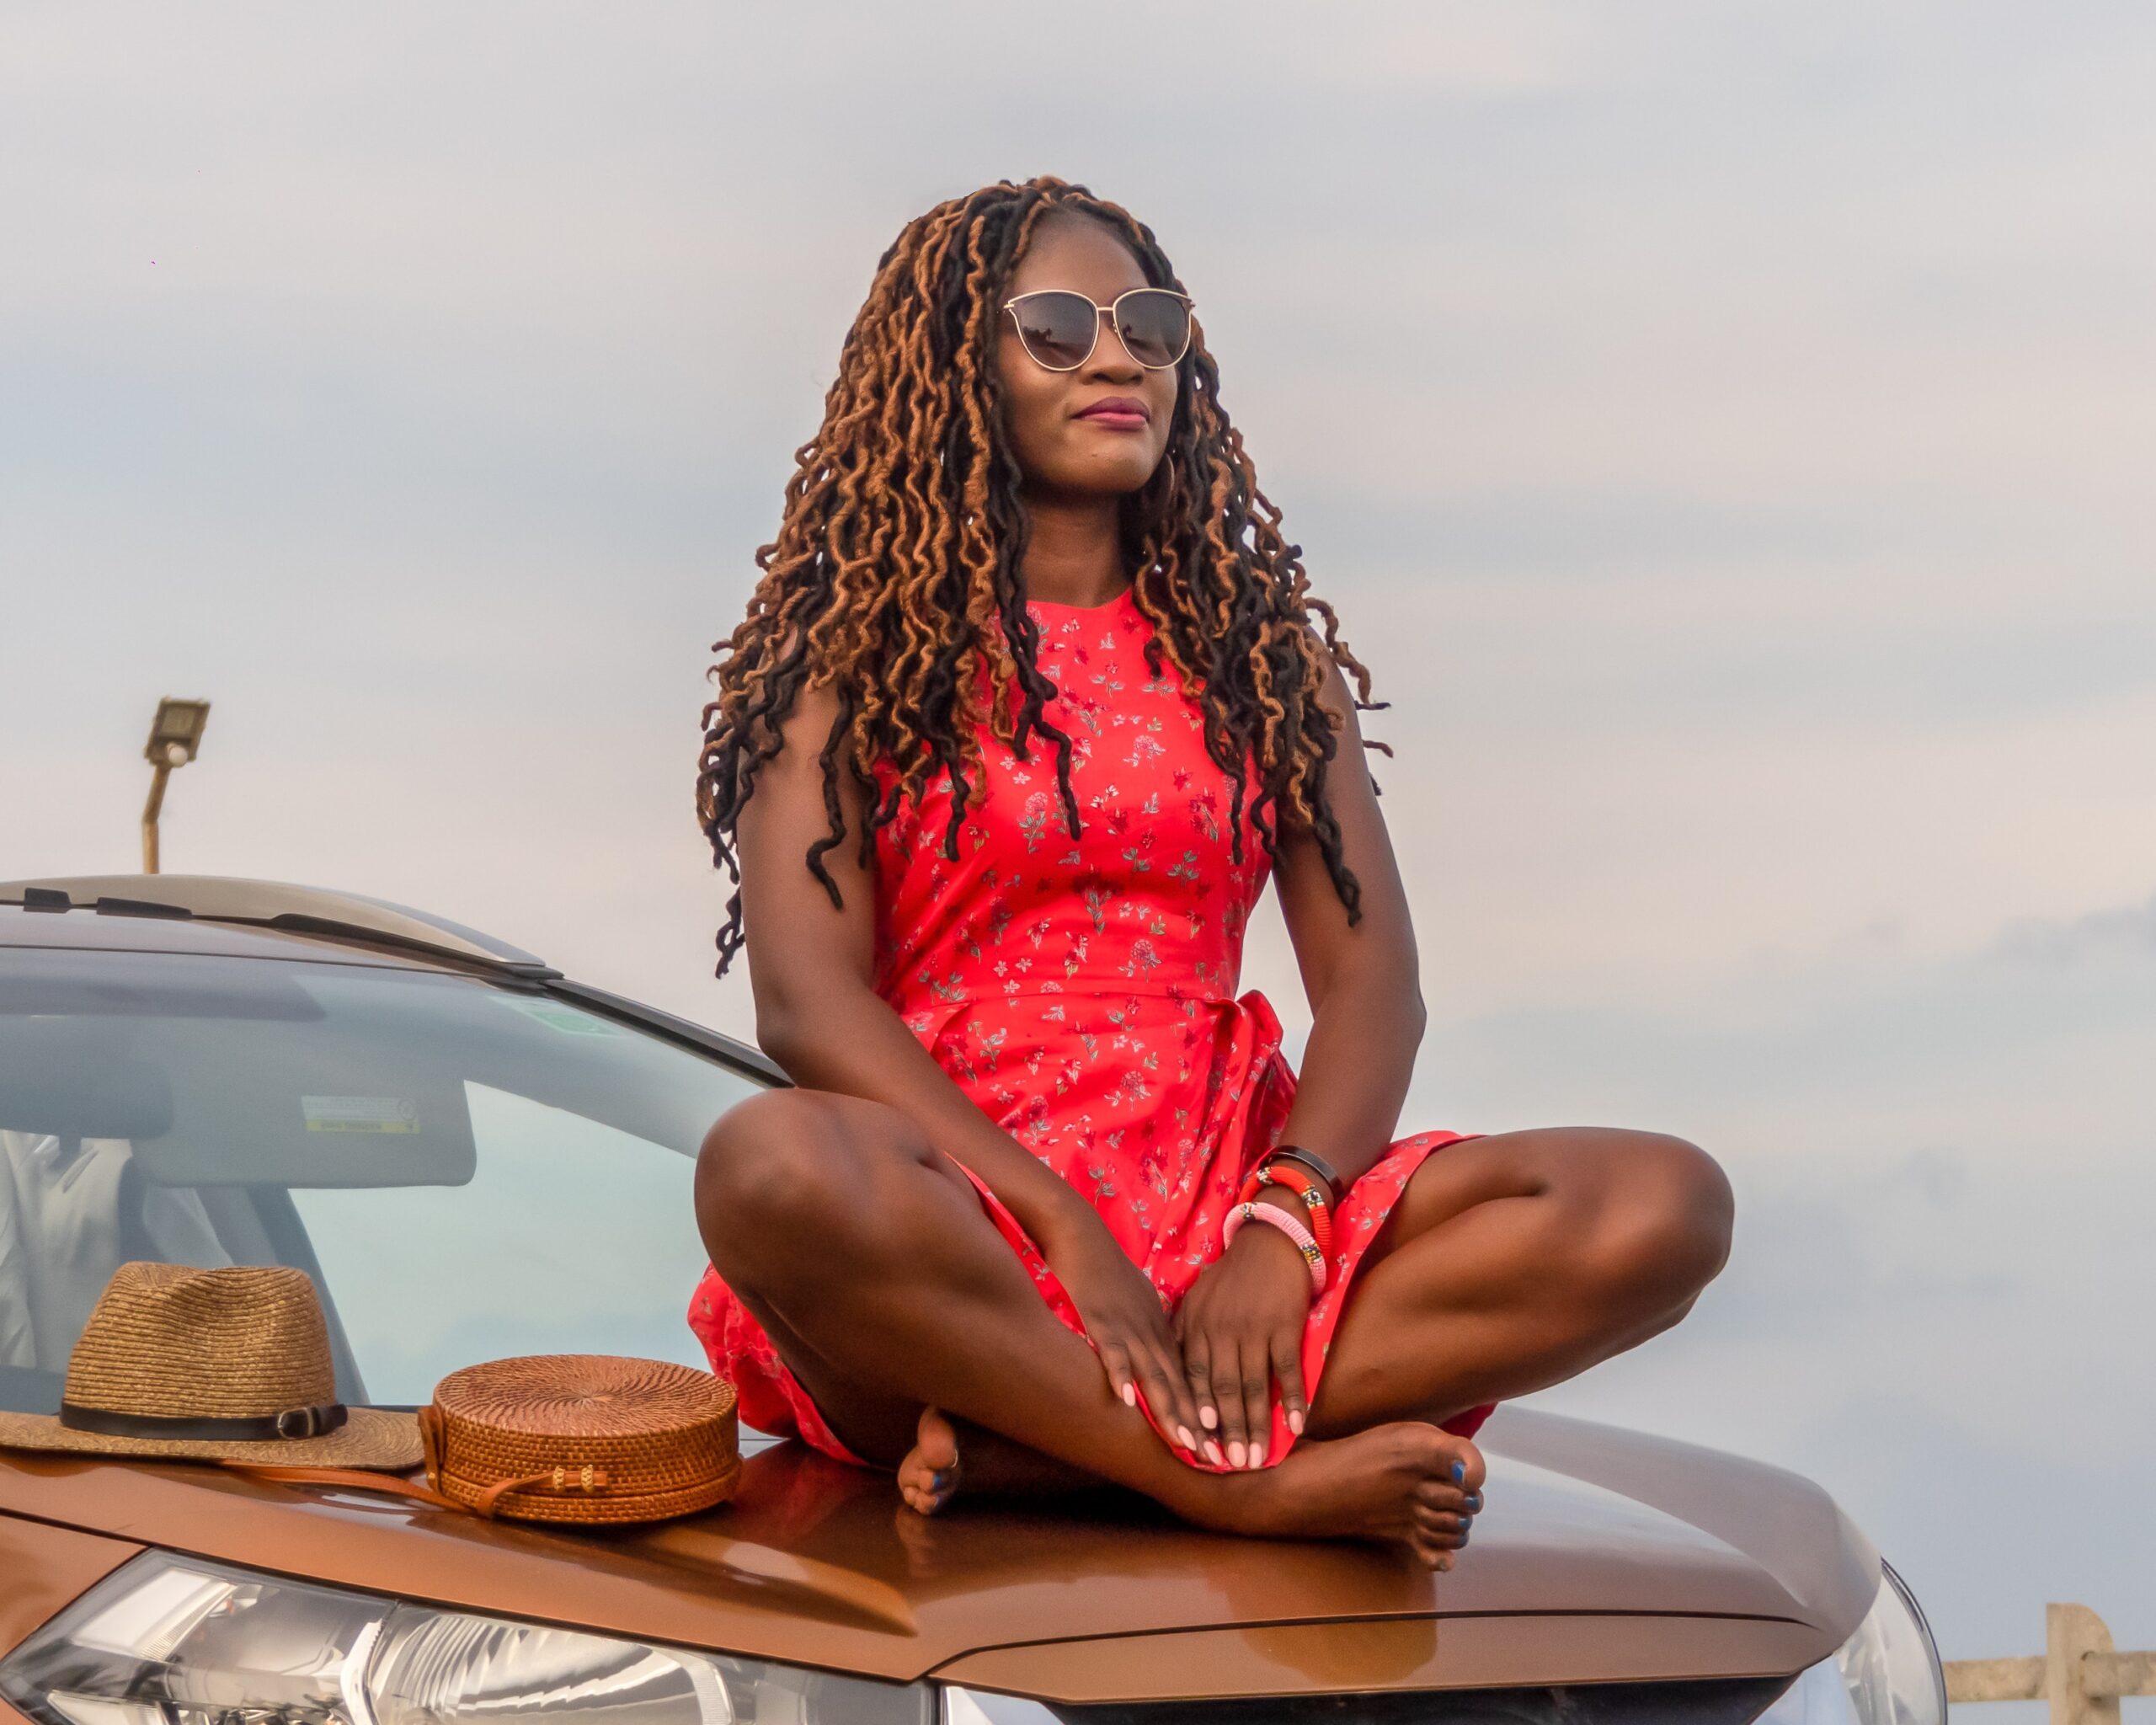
[[898, 1407, 1102, 1514], [898, 1407, 963, 1515], [1203, 1422, 1485, 1569], [899, 1409, 1484, 1566]]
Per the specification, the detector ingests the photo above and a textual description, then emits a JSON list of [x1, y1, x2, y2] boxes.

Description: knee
[[1577, 1134, 1734, 1315], [695, 1090, 894, 1270]]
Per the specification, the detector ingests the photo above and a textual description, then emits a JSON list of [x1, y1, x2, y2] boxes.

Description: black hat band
[[58, 1400, 350, 1441]]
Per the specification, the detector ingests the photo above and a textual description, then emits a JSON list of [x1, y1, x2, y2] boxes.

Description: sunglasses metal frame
[[1001, 287, 1196, 372]]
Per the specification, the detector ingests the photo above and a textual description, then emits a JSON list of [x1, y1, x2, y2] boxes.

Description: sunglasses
[[1002, 287, 1195, 372]]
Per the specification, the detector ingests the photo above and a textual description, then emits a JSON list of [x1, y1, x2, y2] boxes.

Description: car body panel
[[0, 1407, 1871, 1693], [0, 1519, 141, 1657], [933, 1616, 1833, 1701], [1486, 1402, 1877, 1632]]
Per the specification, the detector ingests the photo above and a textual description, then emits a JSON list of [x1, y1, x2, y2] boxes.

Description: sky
[[3, 2, 2153, 1702]]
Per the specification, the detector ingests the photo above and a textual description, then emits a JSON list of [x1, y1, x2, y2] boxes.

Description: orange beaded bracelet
[[1237, 1161, 1334, 1261]]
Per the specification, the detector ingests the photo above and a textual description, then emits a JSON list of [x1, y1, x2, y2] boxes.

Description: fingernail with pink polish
[[1289, 1409, 1305, 1435], [1121, 1383, 1136, 1407], [1177, 1425, 1196, 1450], [1251, 1444, 1267, 1468], [1199, 1406, 1218, 1430], [1204, 1440, 1225, 1466], [1227, 1441, 1246, 1467]]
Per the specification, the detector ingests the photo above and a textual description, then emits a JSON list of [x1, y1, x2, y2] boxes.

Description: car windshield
[[0, 945, 766, 1412]]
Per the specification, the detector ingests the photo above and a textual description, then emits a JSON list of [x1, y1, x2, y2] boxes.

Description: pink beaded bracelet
[[1222, 1199, 1329, 1294]]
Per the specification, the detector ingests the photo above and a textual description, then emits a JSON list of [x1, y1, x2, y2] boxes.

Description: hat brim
[[0, 1404, 422, 1471]]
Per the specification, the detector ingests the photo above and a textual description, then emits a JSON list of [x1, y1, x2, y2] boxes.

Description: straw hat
[[0, 1262, 421, 1469]]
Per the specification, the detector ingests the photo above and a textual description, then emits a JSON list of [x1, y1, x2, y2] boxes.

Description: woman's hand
[[1042, 1219, 1214, 1461], [1174, 1196, 1315, 1467]]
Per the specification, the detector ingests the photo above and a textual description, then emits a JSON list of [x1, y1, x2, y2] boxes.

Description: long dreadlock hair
[[697, 175, 1385, 975]]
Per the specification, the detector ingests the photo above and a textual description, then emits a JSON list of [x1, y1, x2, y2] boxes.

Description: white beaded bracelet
[[1222, 1199, 1329, 1294]]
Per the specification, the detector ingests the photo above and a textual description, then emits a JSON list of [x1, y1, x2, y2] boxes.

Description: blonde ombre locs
[[696, 177, 1382, 975]]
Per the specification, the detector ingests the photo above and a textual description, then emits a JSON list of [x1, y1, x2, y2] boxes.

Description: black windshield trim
[[542, 979, 786, 1087]]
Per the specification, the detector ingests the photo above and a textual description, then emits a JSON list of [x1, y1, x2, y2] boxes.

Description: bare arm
[[1268, 654, 1427, 1187], [736, 682, 1100, 1249], [734, 683, 1210, 1448]]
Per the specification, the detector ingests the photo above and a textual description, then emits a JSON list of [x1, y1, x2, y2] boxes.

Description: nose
[[1082, 303, 1145, 382]]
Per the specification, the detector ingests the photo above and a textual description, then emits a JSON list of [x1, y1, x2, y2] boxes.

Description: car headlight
[[1757, 1561, 1945, 1725], [0, 1551, 931, 1725]]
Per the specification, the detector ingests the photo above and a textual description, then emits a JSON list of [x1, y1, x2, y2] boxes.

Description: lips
[[1076, 396, 1150, 428]]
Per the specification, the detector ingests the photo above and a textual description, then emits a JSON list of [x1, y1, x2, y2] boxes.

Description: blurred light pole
[[141, 698, 210, 874]]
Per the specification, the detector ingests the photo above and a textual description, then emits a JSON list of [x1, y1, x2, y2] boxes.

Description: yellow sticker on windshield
[[302, 1095, 420, 1134]]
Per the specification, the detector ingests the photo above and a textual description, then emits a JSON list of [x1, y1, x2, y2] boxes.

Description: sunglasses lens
[[1011, 291, 1099, 370], [1116, 291, 1191, 368]]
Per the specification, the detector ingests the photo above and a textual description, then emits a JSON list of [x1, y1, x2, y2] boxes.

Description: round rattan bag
[[419, 1354, 739, 1525]]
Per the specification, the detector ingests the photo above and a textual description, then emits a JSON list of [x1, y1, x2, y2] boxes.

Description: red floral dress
[[689, 587, 1491, 1470]]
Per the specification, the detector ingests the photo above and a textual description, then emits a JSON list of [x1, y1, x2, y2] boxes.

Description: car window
[[0, 948, 766, 1411]]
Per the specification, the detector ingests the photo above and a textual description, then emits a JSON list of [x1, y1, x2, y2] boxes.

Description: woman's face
[[995, 214, 1180, 501]]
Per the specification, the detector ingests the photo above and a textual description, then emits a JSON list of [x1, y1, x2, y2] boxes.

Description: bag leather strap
[[219, 1461, 463, 1511], [221, 1459, 620, 1519], [226, 1406, 654, 1521], [469, 1464, 614, 1518]]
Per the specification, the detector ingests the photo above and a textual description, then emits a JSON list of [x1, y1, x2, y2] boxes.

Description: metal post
[[139, 698, 209, 876], [141, 761, 171, 874]]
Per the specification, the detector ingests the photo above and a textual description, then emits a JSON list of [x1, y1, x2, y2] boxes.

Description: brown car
[[0, 877, 1944, 1725]]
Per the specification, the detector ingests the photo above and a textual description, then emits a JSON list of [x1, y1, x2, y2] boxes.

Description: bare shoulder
[[729, 655, 844, 777], [1299, 627, 1364, 731], [776, 676, 844, 750]]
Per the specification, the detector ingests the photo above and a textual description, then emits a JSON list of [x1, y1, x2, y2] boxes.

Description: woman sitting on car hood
[[687, 176, 1734, 1567]]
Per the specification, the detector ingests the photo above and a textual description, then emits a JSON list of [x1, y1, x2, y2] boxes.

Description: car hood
[[0, 1407, 1876, 1697]]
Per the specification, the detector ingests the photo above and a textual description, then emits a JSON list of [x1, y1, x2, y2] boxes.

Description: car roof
[[0, 875, 549, 975], [0, 873, 783, 1082], [0, 900, 462, 969]]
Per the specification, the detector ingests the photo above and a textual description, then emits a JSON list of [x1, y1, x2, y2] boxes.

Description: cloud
[[1993, 893, 2156, 965]]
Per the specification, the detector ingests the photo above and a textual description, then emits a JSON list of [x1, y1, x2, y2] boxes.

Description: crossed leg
[[695, 1088, 1482, 1565], [1308, 1127, 1734, 1436], [900, 1126, 1732, 1513], [694, 1091, 1732, 1565]]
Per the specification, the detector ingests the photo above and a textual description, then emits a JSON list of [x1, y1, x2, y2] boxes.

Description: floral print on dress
[[690, 587, 1489, 1469]]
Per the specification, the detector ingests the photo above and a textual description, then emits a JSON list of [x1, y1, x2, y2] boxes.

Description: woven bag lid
[[423, 1354, 739, 1525]]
